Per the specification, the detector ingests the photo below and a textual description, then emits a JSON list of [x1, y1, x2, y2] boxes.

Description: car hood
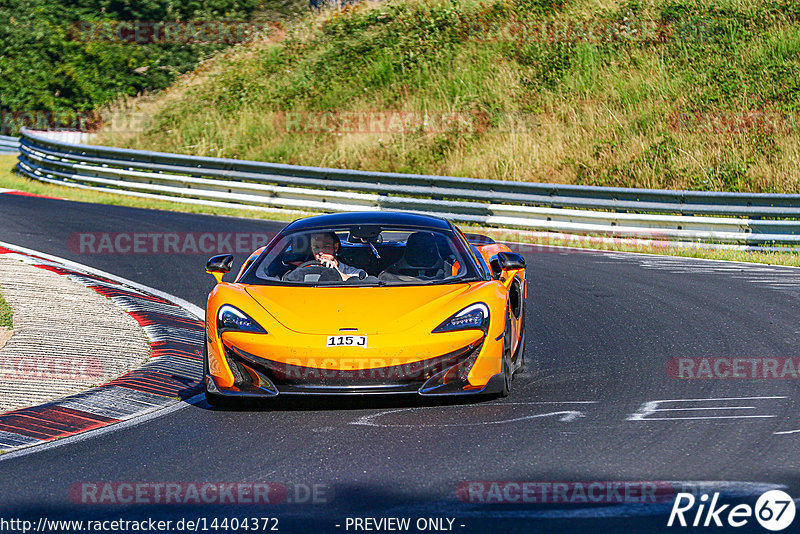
[[245, 284, 476, 335]]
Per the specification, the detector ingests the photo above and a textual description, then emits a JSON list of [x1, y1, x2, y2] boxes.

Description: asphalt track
[[1, 192, 800, 534]]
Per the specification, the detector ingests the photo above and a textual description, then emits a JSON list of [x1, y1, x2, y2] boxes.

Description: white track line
[[774, 429, 800, 435], [598, 249, 800, 270]]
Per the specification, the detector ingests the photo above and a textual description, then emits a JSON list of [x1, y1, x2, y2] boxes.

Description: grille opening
[[225, 343, 482, 389], [224, 347, 254, 388]]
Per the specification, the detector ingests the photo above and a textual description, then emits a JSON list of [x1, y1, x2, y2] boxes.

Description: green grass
[[3, 154, 800, 267], [94, 0, 800, 193], [0, 291, 11, 329]]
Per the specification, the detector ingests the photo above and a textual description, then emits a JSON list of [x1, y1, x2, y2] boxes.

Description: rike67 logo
[[668, 490, 796, 531]]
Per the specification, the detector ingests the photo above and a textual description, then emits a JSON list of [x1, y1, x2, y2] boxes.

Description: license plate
[[326, 335, 367, 348]]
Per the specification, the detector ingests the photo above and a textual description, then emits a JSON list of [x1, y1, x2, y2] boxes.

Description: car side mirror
[[490, 252, 526, 278], [206, 254, 234, 284]]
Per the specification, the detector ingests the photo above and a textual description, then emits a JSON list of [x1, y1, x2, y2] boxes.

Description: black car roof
[[283, 211, 453, 233]]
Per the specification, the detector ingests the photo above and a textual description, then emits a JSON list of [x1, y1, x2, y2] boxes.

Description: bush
[[0, 0, 304, 133]]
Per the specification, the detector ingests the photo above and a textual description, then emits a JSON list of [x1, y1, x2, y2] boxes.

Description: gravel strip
[[0, 256, 151, 413]]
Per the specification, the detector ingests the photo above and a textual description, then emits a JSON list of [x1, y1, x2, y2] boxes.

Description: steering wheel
[[298, 260, 328, 269], [282, 260, 343, 282]]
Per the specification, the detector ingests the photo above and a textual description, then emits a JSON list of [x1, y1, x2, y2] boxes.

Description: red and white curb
[[0, 242, 205, 452], [0, 189, 62, 199]]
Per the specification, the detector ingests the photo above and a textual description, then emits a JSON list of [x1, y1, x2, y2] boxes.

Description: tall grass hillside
[[95, 0, 800, 192]]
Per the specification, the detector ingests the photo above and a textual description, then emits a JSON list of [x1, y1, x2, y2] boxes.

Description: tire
[[498, 361, 511, 398], [512, 301, 526, 371], [498, 310, 513, 398]]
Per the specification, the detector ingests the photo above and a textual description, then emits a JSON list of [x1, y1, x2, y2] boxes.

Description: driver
[[310, 231, 366, 280]]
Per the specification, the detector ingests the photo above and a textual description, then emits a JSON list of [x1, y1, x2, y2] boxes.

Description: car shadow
[[198, 392, 502, 412]]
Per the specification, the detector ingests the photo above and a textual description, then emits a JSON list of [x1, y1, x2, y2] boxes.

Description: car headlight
[[432, 303, 490, 334], [217, 305, 267, 335]]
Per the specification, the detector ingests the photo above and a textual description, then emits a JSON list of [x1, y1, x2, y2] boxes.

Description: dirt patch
[[0, 327, 10, 350]]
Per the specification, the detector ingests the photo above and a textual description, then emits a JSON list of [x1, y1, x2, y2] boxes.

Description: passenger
[[379, 231, 448, 281], [310, 231, 366, 280]]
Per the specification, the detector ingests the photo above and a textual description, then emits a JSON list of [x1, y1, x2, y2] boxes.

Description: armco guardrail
[[0, 135, 19, 154], [14, 127, 800, 245]]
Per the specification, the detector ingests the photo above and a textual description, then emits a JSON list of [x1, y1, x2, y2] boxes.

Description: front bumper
[[205, 371, 506, 396], [205, 341, 505, 397]]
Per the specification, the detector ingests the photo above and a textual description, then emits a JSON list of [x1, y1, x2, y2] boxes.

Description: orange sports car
[[203, 212, 526, 405]]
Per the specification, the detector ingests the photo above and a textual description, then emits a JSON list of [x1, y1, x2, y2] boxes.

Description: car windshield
[[241, 225, 482, 287]]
